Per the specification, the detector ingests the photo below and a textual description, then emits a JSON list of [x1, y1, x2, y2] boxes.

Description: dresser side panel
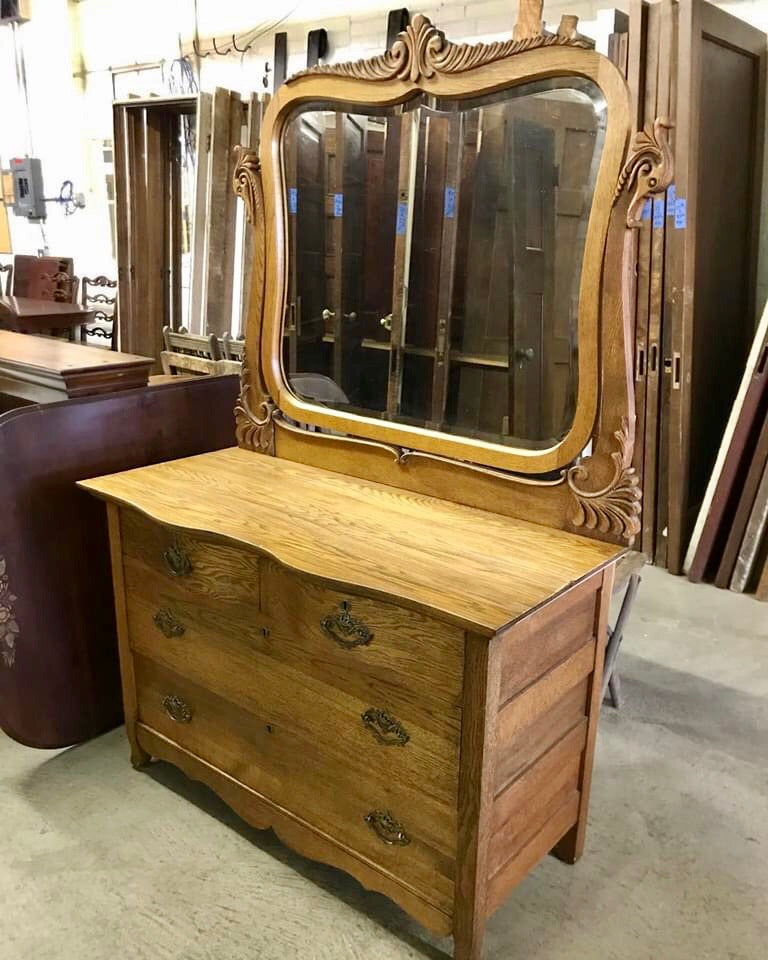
[[484, 566, 609, 918]]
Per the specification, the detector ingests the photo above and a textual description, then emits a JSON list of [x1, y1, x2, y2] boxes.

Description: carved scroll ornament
[[232, 146, 261, 225], [615, 117, 674, 227], [0, 556, 19, 668], [235, 362, 277, 454], [566, 418, 641, 543], [289, 13, 591, 85], [232, 144, 277, 455]]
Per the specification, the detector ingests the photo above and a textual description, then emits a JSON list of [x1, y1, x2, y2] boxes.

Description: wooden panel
[[121, 509, 261, 605], [713, 406, 768, 587], [134, 655, 456, 911], [79, 447, 622, 637], [488, 719, 586, 877], [485, 793, 580, 917], [497, 640, 595, 739], [730, 458, 768, 592], [494, 677, 589, 793], [498, 575, 598, 702], [203, 89, 238, 337], [136, 724, 452, 937]]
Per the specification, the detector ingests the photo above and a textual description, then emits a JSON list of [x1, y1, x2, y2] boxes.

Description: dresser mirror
[[283, 78, 607, 450], [235, 11, 672, 543]]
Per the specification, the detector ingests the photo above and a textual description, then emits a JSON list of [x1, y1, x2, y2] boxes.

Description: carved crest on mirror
[[232, 9, 673, 545]]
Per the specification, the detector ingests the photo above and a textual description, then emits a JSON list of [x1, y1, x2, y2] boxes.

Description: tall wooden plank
[[639, 2, 661, 557], [190, 92, 213, 335], [429, 113, 463, 428], [386, 111, 418, 418], [204, 89, 240, 336], [730, 458, 768, 592], [686, 303, 768, 578]]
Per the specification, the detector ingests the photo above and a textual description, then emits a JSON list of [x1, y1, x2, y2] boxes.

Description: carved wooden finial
[[513, 0, 545, 41]]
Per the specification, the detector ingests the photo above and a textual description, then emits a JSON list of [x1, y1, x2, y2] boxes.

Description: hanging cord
[[11, 21, 34, 155]]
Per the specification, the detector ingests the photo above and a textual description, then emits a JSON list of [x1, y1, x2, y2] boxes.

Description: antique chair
[[80, 275, 118, 350], [0, 262, 12, 296]]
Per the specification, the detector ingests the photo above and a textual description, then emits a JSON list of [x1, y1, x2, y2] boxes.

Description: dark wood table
[[0, 295, 95, 334], [0, 329, 153, 402]]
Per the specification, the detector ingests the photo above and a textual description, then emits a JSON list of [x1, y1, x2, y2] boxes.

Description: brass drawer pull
[[364, 810, 410, 846], [361, 708, 409, 746], [162, 695, 193, 723], [321, 600, 373, 648], [153, 609, 185, 638], [163, 541, 192, 577]]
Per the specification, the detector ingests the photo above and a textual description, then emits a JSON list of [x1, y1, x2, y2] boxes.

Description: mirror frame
[[234, 13, 673, 544]]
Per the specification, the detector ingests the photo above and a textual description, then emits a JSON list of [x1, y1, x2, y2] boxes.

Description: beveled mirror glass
[[281, 77, 606, 449]]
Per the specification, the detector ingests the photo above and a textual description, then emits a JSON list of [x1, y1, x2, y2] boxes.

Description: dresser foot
[[453, 929, 485, 960], [130, 744, 151, 770], [551, 823, 583, 865]]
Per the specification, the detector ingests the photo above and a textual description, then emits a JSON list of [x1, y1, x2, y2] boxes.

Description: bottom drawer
[[134, 655, 455, 911]]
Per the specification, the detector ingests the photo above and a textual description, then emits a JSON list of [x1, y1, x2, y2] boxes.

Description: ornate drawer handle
[[153, 609, 185, 638], [364, 810, 410, 846], [361, 708, 409, 746], [161, 695, 193, 723], [321, 600, 373, 648], [163, 542, 192, 577]]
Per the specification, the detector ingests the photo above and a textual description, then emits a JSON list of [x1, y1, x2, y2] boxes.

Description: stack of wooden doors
[[685, 302, 768, 594], [617, 0, 766, 572]]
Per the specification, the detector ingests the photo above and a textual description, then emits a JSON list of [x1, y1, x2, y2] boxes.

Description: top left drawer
[[119, 509, 261, 606]]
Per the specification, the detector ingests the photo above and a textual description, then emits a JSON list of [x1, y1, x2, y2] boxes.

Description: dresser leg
[[129, 738, 151, 770], [453, 923, 485, 960], [551, 824, 582, 864]]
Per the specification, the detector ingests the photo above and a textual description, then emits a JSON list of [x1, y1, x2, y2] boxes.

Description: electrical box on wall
[[10, 156, 46, 221], [0, 0, 31, 24]]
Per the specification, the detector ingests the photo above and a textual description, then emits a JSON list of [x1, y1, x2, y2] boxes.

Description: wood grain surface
[[79, 447, 622, 635]]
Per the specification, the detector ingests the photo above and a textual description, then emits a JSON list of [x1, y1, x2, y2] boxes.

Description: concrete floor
[[1, 565, 766, 960]]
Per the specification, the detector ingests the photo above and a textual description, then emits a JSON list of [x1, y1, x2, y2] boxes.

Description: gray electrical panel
[[10, 156, 46, 221]]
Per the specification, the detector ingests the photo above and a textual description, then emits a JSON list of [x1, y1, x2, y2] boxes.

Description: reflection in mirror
[[282, 78, 606, 450]]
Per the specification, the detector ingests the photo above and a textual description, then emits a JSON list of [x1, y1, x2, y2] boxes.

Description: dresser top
[[80, 447, 623, 635]]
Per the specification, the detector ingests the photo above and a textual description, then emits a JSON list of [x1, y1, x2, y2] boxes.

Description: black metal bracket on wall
[[386, 8, 410, 48], [273, 32, 287, 89], [307, 29, 328, 68]]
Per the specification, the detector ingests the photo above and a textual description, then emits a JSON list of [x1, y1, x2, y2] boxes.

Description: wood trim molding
[[288, 13, 593, 85]]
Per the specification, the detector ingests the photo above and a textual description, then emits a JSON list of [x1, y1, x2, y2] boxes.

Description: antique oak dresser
[[80, 4, 672, 957]]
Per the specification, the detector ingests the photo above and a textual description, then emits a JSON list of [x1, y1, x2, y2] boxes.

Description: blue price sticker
[[444, 186, 456, 219], [666, 183, 676, 215], [642, 199, 652, 221], [652, 198, 665, 229], [675, 197, 687, 230], [288, 187, 298, 214], [333, 193, 343, 217], [396, 201, 408, 235]]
